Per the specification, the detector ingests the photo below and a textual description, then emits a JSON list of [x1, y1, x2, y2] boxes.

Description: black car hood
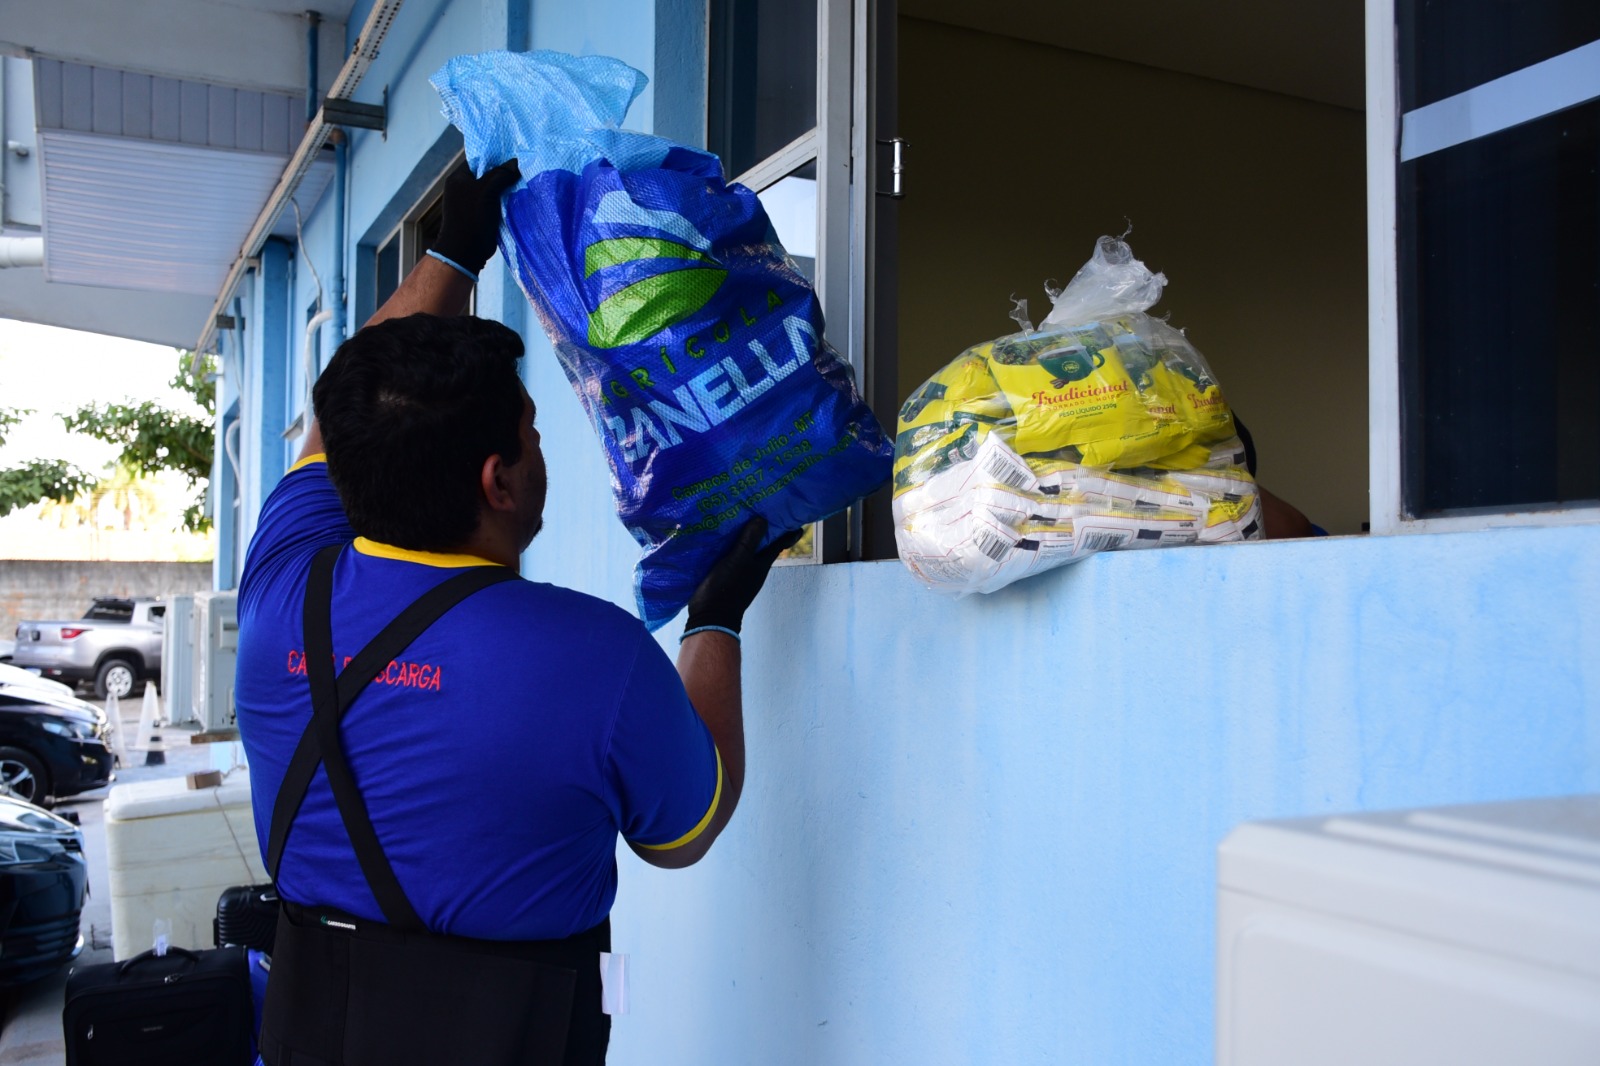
[[0, 793, 79, 835]]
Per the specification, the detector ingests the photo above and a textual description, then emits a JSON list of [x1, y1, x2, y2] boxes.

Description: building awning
[[34, 59, 333, 299]]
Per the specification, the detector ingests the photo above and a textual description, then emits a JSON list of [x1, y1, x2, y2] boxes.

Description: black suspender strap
[[266, 543, 520, 932]]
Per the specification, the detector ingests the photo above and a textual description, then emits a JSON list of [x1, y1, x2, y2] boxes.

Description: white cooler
[[1218, 794, 1600, 1065], [103, 773, 267, 960]]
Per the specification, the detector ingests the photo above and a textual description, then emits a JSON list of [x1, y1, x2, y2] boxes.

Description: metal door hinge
[[876, 137, 907, 199]]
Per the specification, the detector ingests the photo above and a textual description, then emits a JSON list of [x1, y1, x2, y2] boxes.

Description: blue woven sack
[[433, 51, 892, 630]]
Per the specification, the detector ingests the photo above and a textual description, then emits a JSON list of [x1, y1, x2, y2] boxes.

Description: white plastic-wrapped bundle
[[893, 238, 1262, 596]]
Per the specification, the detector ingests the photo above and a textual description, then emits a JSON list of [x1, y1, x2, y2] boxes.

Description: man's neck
[[453, 513, 520, 569]]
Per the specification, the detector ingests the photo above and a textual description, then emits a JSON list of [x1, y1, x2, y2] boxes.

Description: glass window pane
[[1398, 0, 1600, 111], [708, 0, 818, 179], [1398, 98, 1600, 514], [755, 160, 817, 282], [755, 161, 820, 563], [376, 235, 400, 311]]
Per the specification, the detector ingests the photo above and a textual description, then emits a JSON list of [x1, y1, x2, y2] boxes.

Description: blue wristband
[[680, 625, 741, 644], [426, 248, 479, 283]]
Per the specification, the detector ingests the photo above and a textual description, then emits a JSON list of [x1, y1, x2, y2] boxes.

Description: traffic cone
[[137, 684, 166, 766], [104, 691, 125, 768]]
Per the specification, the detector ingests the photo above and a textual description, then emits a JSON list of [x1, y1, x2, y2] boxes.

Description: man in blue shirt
[[237, 163, 794, 1066]]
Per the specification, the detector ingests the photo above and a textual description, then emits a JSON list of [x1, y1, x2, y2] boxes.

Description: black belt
[[259, 544, 609, 1066]]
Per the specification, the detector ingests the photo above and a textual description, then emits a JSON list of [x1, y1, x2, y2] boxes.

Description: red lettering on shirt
[[288, 648, 445, 692]]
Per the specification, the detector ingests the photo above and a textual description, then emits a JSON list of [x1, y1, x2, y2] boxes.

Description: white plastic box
[[103, 774, 267, 960], [1218, 794, 1600, 1066]]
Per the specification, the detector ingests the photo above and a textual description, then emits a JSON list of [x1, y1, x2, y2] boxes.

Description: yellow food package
[[890, 236, 1263, 598], [984, 327, 1194, 467], [898, 344, 1011, 429], [892, 423, 988, 496], [1140, 440, 1217, 471], [1144, 317, 1236, 444], [1198, 491, 1262, 542], [894, 345, 1011, 495]]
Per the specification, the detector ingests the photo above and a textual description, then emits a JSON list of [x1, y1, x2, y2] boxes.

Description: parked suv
[[12, 598, 165, 699]]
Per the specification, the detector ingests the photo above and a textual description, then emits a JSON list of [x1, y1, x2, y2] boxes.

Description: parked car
[[0, 683, 114, 808], [0, 792, 88, 985], [0, 663, 78, 700], [11, 597, 166, 699]]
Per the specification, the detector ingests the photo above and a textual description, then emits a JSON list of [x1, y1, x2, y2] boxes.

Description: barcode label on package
[[972, 526, 1014, 561], [978, 438, 1039, 493], [1073, 514, 1199, 557], [1076, 529, 1132, 554]]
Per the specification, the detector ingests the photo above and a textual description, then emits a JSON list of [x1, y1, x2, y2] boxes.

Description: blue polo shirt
[[235, 457, 721, 941]]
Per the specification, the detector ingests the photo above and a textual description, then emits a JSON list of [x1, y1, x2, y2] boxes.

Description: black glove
[[430, 160, 521, 276], [685, 518, 803, 635]]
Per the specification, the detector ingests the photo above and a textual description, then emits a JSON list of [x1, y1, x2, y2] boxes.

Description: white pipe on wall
[[0, 236, 43, 268], [302, 307, 333, 423]]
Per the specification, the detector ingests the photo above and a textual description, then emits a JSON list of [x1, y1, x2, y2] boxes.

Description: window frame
[[717, 0, 855, 564], [372, 153, 468, 317], [1367, 0, 1600, 536], [703, 0, 1600, 549]]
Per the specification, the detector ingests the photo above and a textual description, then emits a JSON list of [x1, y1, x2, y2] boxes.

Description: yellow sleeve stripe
[[289, 453, 327, 473], [634, 749, 723, 851]]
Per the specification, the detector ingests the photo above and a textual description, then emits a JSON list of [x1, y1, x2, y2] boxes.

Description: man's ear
[[480, 453, 517, 513]]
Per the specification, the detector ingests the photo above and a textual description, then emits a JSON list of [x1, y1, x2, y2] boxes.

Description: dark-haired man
[[235, 164, 792, 1066]]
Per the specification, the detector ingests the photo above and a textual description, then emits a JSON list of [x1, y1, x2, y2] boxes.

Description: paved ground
[[0, 692, 218, 1065]]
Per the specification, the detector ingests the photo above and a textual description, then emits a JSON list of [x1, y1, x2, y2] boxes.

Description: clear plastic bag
[[893, 237, 1262, 596]]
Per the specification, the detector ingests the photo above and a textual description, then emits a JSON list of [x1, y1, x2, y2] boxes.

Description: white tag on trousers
[[599, 952, 629, 1015]]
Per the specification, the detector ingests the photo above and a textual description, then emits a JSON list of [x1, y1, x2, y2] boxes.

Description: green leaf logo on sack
[[584, 193, 727, 349]]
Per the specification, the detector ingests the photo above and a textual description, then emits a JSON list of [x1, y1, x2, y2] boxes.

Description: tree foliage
[[0, 457, 98, 519], [0, 353, 216, 530]]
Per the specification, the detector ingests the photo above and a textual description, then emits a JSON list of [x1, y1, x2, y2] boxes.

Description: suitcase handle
[[118, 946, 200, 976]]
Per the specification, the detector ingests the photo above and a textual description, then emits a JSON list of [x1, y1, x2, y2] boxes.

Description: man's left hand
[[431, 160, 521, 277]]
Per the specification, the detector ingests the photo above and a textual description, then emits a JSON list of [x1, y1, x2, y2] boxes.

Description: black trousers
[[259, 902, 611, 1066]]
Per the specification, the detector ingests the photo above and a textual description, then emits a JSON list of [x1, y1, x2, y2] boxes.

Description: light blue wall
[[238, 2, 1600, 1064], [601, 525, 1600, 1065]]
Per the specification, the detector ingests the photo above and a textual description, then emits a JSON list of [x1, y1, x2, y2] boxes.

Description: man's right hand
[[684, 518, 803, 636]]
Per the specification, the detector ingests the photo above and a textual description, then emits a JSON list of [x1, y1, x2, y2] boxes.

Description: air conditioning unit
[[191, 591, 239, 732], [160, 593, 195, 725], [1218, 794, 1600, 1066]]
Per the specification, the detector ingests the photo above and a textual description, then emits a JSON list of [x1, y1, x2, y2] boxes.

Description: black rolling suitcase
[[214, 882, 280, 952], [62, 945, 254, 1066]]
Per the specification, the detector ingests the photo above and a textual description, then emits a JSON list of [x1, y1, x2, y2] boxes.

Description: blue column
[[243, 239, 291, 553]]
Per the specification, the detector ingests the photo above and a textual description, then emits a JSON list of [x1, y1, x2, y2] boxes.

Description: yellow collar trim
[[351, 537, 506, 569], [289, 453, 327, 472]]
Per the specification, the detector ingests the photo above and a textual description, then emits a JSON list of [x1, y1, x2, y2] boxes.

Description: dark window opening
[[1397, 2, 1600, 516], [375, 236, 400, 313], [372, 161, 468, 318]]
